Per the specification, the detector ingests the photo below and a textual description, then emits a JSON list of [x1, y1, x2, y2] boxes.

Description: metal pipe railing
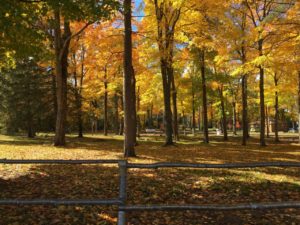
[[0, 159, 122, 164], [1, 159, 299, 225], [0, 199, 121, 206], [127, 161, 300, 169], [121, 202, 300, 211], [118, 161, 128, 225]]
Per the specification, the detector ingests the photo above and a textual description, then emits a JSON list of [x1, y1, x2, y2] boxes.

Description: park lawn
[[0, 133, 299, 225]]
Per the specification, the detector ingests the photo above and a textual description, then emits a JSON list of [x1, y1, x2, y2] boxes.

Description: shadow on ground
[[0, 164, 299, 225]]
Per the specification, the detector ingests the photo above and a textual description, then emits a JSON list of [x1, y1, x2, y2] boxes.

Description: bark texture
[[123, 0, 136, 157], [54, 9, 71, 146]]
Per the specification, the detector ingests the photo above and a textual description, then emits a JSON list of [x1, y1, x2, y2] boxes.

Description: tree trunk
[[219, 86, 228, 141], [258, 39, 266, 146], [123, 0, 136, 157], [232, 101, 237, 135], [274, 76, 279, 142], [266, 105, 270, 138], [73, 52, 84, 138], [27, 121, 35, 138], [161, 63, 173, 145], [298, 71, 300, 144], [104, 66, 108, 136], [114, 93, 119, 135], [78, 45, 85, 138], [242, 74, 248, 145], [119, 92, 124, 135], [27, 114, 35, 138], [200, 50, 209, 143], [182, 108, 186, 136], [150, 104, 153, 127], [136, 86, 141, 137], [54, 9, 71, 146], [51, 72, 57, 132], [27, 101, 35, 138], [198, 105, 201, 131], [192, 89, 196, 135], [153, 0, 180, 146], [210, 102, 214, 128], [132, 67, 137, 145], [171, 73, 179, 141], [74, 77, 83, 138]]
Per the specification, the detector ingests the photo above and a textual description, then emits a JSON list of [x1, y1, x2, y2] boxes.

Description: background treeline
[[0, 0, 299, 152]]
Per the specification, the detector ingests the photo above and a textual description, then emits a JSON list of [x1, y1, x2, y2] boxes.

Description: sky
[[133, 0, 145, 20]]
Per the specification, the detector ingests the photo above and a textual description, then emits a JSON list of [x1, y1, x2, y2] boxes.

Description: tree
[[0, 59, 55, 137], [199, 49, 209, 143], [69, 35, 87, 138], [123, 0, 136, 157], [50, 1, 118, 145], [151, 0, 182, 145], [243, 0, 294, 146]]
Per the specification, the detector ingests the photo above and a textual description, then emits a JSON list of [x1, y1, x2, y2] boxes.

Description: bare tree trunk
[[200, 50, 209, 143], [104, 66, 108, 136], [123, 0, 136, 157], [54, 8, 71, 146], [219, 86, 228, 141]]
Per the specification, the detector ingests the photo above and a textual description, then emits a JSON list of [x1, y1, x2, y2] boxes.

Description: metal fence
[[0, 159, 300, 225]]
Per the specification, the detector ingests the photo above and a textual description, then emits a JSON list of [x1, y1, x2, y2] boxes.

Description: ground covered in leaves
[[0, 133, 299, 224]]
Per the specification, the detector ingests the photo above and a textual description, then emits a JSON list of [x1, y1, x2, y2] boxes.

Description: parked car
[[288, 128, 298, 133]]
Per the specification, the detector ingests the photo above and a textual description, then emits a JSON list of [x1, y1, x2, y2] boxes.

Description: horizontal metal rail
[[127, 162, 300, 169], [2, 160, 299, 169], [121, 202, 300, 211], [0, 159, 122, 164], [0, 199, 121, 206]]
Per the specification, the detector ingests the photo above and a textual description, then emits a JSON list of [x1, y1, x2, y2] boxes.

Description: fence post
[[117, 160, 127, 225]]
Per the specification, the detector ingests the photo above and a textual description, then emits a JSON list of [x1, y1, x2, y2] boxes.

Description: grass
[[0, 133, 299, 224]]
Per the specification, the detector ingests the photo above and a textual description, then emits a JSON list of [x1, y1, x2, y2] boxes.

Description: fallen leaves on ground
[[0, 133, 299, 224]]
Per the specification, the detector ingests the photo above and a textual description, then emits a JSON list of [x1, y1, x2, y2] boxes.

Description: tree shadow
[[126, 168, 300, 225], [0, 164, 299, 224], [0, 164, 120, 224]]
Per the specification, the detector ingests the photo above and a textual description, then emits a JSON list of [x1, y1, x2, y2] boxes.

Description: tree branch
[[59, 22, 93, 62]]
